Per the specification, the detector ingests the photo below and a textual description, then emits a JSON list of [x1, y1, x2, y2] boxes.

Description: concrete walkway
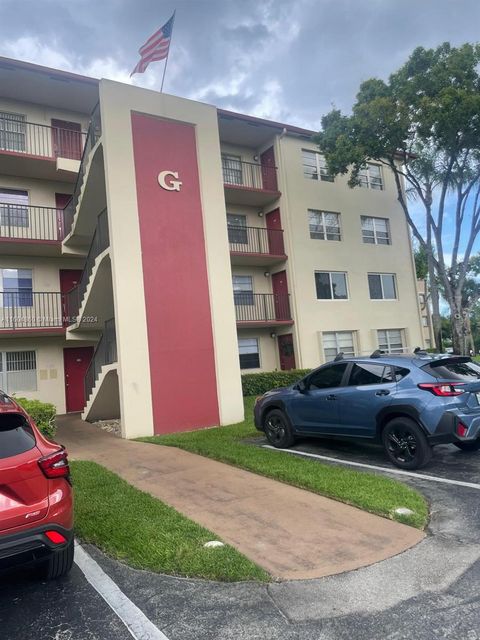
[[56, 414, 424, 580]]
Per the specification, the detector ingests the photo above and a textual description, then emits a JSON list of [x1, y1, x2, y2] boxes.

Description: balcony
[[83, 317, 119, 421], [222, 159, 280, 206], [235, 293, 293, 328], [228, 225, 287, 266], [0, 291, 63, 336], [0, 203, 64, 256], [0, 118, 87, 182], [65, 209, 110, 328]]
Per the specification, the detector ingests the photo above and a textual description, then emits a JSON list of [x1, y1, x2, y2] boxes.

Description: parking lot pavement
[[0, 562, 134, 640], [1, 441, 480, 640], [283, 436, 480, 485]]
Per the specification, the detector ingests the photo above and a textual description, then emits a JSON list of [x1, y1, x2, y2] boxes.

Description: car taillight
[[418, 382, 465, 396], [38, 448, 70, 479], [456, 421, 469, 437], [45, 530, 67, 544]]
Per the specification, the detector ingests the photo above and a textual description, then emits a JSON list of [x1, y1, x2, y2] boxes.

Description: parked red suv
[[0, 393, 73, 578]]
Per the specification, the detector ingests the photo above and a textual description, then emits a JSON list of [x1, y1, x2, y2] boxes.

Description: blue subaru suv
[[254, 351, 480, 469]]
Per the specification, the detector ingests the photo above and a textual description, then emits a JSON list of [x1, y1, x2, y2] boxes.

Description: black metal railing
[[0, 117, 86, 160], [84, 317, 117, 401], [65, 209, 109, 324], [222, 159, 278, 191], [228, 225, 285, 256], [234, 293, 291, 323], [63, 103, 102, 237], [0, 291, 62, 329], [0, 203, 63, 241]]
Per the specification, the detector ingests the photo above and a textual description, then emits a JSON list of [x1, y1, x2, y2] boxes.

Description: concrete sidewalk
[[57, 414, 424, 580]]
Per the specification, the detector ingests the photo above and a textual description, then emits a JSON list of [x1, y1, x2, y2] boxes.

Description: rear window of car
[[0, 413, 35, 460], [422, 360, 480, 381]]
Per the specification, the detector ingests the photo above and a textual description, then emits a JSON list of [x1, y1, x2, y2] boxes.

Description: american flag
[[130, 13, 175, 76]]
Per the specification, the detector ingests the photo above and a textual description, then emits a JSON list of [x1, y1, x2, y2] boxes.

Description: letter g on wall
[[158, 170, 183, 191]]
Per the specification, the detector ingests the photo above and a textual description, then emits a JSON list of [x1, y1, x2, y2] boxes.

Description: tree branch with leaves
[[315, 42, 480, 354]]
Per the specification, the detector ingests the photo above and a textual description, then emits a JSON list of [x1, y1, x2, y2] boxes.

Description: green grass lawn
[[71, 460, 269, 582], [139, 397, 429, 530]]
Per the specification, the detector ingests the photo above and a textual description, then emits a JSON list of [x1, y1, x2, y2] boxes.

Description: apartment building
[[0, 57, 425, 438]]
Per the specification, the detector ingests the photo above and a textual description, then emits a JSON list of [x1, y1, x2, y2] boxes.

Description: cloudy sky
[[1, 0, 479, 130]]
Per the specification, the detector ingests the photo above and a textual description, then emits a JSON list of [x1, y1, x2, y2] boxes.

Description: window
[[238, 338, 260, 369], [0, 412, 35, 461], [309, 363, 348, 389], [0, 112, 26, 153], [302, 150, 334, 182], [421, 360, 480, 382], [378, 329, 405, 354], [315, 271, 348, 300], [232, 275, 254, 305], [368, 273, 397, 300], [308, 210, 341, 241], [348, 363, 391, 386], [0, 350, 37, 393], [361, 216, 390, 244], [222, 154, 243, 185], [422, 316, 429, 327], [227, 214, 248, 244], [0, 268, 33, 308], [393, 366, 410, 381], [358, 163, 383, 190], [0, 188, 29, 228], [322, 331, 355, 361]]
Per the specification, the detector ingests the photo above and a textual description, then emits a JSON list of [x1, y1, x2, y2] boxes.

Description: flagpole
[[160, 10, 176, 93]]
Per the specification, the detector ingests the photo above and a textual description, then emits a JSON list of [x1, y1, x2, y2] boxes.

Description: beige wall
[[0, 97, 89, 130], [237, 328, 279, 372], [276, 136, 425, 367], [0, 256, 84, 290], [0, 174, 73, 205], [98, 80, 244, 437], [0, 337, 67, 412]]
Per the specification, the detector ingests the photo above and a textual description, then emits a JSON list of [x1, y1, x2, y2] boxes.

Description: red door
[[63, 347, 94, 412], [60, 269, 82, 326], [278, 334, 296, 370], [51, 119, 82, 160], [55, 192, 72, 241], [272, 270, 290, 320], [266, 208, 285, 256], [260, 146, 278, 191]]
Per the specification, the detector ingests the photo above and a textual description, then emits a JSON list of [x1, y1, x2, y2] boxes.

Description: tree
[[414, 244, 443, 351], [315, 43, 480, 354]]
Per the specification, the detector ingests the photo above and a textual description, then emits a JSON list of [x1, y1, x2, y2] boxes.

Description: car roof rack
[[413, 347, 429, 356], [370, 349, 384, 359], [333, 352, 344, 361]]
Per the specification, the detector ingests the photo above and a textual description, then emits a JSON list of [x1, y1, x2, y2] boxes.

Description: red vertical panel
[[130, 112, 220, 434]]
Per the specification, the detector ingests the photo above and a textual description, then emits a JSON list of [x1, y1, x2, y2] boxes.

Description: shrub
[[14, 397, 57, 439], [241, 369, 311, 396]]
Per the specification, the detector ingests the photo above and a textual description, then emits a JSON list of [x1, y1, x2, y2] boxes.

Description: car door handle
[[326, 394, 337, 401], [376, 389, 390, 396]]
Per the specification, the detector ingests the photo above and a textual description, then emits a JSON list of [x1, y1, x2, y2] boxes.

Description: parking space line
[[262, 445, 480, 490], [74, 542, 170, 640]]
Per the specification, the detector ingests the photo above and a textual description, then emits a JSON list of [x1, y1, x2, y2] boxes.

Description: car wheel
[[454, 439, 480, 452], [43, 538, 74, 580], [382, 417, 432, 470], [263, 409, 295, 448]]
